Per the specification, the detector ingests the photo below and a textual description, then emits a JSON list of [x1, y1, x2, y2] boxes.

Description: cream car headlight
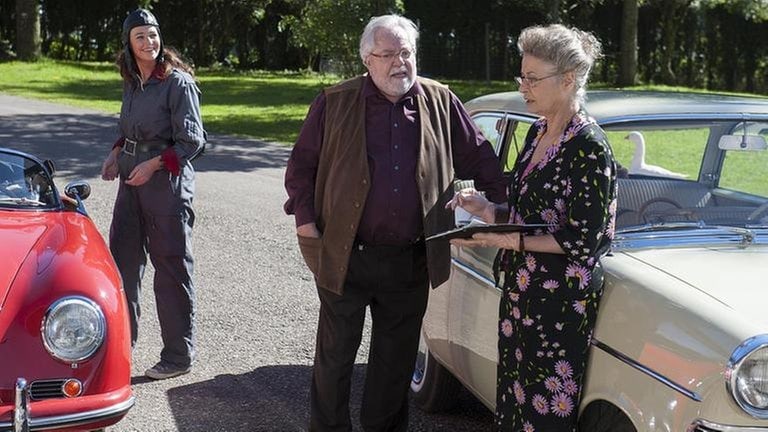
[[727, 335, 768, 419], [41, 296, 106, 363]]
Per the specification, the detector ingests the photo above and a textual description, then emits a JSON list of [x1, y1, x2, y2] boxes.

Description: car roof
[[464, 90, 768, 125]]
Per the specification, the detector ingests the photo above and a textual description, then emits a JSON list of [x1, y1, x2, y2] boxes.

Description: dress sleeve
[[283, 92, 326, 227], [552, 126, 616, 267], [448, 92, 507, 203]]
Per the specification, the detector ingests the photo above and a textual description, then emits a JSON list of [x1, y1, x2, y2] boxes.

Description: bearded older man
[[284, 14, 507, 432]]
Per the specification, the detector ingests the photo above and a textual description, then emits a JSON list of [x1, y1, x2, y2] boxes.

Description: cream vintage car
[[411, 90, 768, 431]]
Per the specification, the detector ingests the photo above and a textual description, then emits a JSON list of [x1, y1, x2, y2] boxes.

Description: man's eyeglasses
[[515, 73, 561, 87], [369, 49, 414, 62]]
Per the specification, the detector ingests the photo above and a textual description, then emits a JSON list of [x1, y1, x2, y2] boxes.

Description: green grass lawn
[[2, 59, 761, 145], [0, 59, 515, 144], [2, 59, 766, 195]]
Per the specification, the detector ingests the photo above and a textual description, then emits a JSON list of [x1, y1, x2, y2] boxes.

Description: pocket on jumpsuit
[[297, 235, 321, 276], [143, 165, 193, 258]]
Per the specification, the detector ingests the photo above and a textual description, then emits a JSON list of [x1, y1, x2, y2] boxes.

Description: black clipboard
[[426, 221, 550, 241]]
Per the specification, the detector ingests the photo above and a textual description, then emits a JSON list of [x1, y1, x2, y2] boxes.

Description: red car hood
[[0, 212, 50, 307]]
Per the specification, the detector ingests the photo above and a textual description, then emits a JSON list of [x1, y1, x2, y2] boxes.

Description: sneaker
[[145, 361, 191, 380]]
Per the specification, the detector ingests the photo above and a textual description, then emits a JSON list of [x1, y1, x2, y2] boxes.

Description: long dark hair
[[116, 46, 195, 83]]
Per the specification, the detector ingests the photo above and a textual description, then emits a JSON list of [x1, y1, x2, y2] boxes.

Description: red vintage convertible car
[[0, 147, 133, 431]]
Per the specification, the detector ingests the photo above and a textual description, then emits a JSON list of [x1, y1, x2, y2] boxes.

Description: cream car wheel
[[410, 330, 461, 412]]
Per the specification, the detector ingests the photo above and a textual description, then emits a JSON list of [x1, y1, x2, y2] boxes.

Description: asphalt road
[[0, 94, 492, 431]]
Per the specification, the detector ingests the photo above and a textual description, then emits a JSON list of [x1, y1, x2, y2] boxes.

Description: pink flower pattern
[[573, 300, 586, 315], [565, 263, 591, 290], [531, 394, 549, 415], [562, 378, 578, 395], [544, 376, 562, 393], [525, 254, 537, 272], [551, 393, 574, 418], [542, 280, 559, 292], [514, 380, 526, 405], [501, 319, 514, 338], [554, 360, 573, 378], [495, 111, 614, 431], [516, 268, 530, 291]]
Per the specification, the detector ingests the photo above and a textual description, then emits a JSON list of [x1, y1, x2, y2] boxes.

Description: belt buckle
[[123, 138, 137, 156]]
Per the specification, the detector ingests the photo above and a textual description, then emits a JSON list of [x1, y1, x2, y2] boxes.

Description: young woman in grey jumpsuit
[[101, 9, 206, 380]]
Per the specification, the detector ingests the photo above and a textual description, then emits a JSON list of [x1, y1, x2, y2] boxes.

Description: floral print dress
[[494, 111, 617, 432]]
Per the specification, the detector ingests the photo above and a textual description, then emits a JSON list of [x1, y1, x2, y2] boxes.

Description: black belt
[[122, 138, 172, 156]]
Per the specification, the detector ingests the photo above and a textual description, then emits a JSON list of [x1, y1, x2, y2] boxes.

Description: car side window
[[503, 118, 533, 173], [719, 144, 768, 197], [472, 113, 534, 174], [472, 114, 506, 157]]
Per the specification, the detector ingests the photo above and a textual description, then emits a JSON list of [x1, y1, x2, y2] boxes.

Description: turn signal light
[[62, 379, 82, 398]]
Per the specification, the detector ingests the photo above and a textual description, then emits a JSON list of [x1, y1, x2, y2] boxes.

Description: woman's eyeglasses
[[369, 49, 414, 62], [515, 73, 561, 87]]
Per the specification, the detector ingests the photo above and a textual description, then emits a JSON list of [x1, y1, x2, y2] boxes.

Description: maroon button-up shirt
[[285, 76, 505, 246]]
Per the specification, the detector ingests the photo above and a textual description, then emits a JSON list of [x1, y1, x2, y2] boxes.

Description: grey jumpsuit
[[110, 68, 206, 368]]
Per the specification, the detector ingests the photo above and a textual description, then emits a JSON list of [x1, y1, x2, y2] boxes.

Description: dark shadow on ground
[[130, 375, 155, 386], [0, 113, 290, 178], [166, 364, 492, 432]]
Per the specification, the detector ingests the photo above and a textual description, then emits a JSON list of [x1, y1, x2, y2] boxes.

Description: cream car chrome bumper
[[690, 418, 768, 431]]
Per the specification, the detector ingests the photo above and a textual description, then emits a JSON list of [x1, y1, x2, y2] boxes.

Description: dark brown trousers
[[310, 240, 429, 432]]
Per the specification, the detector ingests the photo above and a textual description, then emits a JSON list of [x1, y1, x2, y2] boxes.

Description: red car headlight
[[41, 296, 106, 363]]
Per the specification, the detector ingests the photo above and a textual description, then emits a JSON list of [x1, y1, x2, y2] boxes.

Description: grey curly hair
[[517, 24, 602, 104]]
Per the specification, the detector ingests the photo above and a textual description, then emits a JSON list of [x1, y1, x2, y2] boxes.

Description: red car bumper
[[0, 378, 133, 432]]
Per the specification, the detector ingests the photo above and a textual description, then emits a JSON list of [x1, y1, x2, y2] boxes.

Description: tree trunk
[[502, 17, 509, 80], [196, 0, 205, 66], [618, 0, 638, 86], [547, 0, 561, 23], [659, 0, 690, 85], [15, 0, 40, 61]]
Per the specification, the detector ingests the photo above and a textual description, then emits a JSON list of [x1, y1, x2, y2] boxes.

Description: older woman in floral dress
[[450, 24, 617, 431]]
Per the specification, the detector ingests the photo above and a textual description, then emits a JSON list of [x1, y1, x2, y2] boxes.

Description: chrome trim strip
[[691, 418, 768, 431], [13, 378, 29, 432], [600, 113, 768, 126], [0, 396, 134, 432], [592, 338, 702, 402], [613, 228, 768, 251], [451, 258, 497, 290]]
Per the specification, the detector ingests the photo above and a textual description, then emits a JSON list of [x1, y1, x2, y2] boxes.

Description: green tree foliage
[[706, 0, 768, 21], [282, 0, 403, 77], [2, 0, 768, 93], [407, 0, 550, 80], [151, 0, 272, 68], [39, 0, 150, 61]]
